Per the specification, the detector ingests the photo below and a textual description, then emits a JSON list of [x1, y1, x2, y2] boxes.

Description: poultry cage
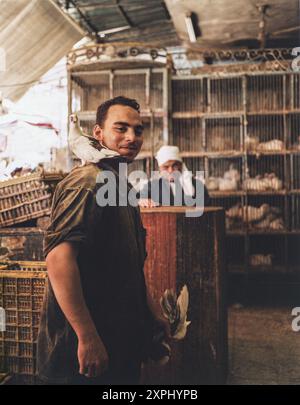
[[288, 113, 300, 150], [0, 264, 47, 382], [205, 117, 242, 153], [172, 77, 205, 114], [171, 118, 203, 152], [208, 77, 243, 113], [226, 235, 245, 272], [248, 234, 286, 271], [0, 174, 52, 228], [246, 74, 285, 112], [0, 172, 63, 228], [67, 45, 300, 281], [170, 70, 300, 278]]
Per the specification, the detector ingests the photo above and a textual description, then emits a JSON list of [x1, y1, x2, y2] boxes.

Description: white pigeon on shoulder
[[68, 113, 119, 165]]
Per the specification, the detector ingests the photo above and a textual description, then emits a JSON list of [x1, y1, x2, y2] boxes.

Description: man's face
[[93, 104, 143, 162], [159, 160, 183, 182]]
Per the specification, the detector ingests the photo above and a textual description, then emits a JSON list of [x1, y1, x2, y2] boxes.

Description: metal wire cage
[[288, 113, 300, 151], [208, 77, 243, 113], [246, 74, 285, 112], [172, 118, 203, 152], [246, 195, 286, 232], [245, 155, 286, 192], [246, 114, 285, 151], [291, 153, 300, 190], [207, 157, 243, 192], [172, 78, 204, 113], [290, 195, 300, 230], [205, 117, 242, 153], [248, 234, 286, 270], [210, 195, 246, 232]]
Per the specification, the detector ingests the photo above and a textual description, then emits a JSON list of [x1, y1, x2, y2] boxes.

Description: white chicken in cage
[[250, 254, 273, 267], [244, 173, 283, 192], [257, 139, 284, 152], [243, 204, 270, 223], [206, 164, 241, 192], [219, 164, 240, 191], [206, 177, 219, 191]]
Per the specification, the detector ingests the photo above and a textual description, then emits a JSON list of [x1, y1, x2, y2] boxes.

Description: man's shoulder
[[56, 163, 102, 193]]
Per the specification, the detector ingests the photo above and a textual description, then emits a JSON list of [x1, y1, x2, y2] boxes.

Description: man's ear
[[93, 124, 103, 142]]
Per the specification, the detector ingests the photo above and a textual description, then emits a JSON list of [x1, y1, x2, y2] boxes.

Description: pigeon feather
[[68, 113, 119, 164], [160, 284, 191, 340]]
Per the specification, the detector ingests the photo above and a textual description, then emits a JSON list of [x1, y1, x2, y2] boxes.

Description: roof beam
[[68, 0, 101, 42], [115, 0, 134, 27]]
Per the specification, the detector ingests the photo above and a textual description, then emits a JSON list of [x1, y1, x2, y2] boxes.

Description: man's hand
[[78, 332, 109, 378], [46, 243, 109, 379], [153, 316, 171, 341], [138, 198, 159, 208]]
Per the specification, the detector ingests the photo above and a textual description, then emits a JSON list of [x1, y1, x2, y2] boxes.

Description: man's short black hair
[[96, 96, 140, 127]]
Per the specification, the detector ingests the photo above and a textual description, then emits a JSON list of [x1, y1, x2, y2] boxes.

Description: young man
[[37, 96, 168, 385], [139, 145, 210, 208]]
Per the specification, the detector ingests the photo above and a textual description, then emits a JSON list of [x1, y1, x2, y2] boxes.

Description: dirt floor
[[228, 305, 300, 385]]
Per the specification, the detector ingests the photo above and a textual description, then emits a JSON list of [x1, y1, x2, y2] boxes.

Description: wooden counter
[[140, 206, 228, 385]]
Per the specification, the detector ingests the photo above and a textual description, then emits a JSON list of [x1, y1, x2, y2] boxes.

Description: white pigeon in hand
[[68, 113, 119, 165], [160, 284, 191, 340], [148, 285, 191, 366]]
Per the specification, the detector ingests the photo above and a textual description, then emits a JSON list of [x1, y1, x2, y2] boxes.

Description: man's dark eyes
[[135, 128, 144, 136], [115, 126, 143, 136]]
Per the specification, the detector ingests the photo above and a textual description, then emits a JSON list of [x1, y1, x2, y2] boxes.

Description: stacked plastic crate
[[0, 267, 47, 381], [0, 173, 61, 382]]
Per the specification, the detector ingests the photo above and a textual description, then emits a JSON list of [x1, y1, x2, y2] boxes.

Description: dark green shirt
[[37, 159, 152, 384]]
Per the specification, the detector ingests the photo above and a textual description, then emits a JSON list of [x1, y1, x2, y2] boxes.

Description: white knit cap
[[156, 145, 182, 166]]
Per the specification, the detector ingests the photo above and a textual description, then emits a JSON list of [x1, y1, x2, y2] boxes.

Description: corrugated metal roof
[[55, 0, 179, 46]]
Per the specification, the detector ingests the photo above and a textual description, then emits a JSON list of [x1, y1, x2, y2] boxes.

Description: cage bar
[[291, 195, 300, 230], [141, 116, 164, 153], [209, 77, 243, 113], [246, 114, 285, 151], [248, 235, 286, 270], [245, 155, 285, 192], [291, 153, 300, 190], [247, 74, 284, 112], [246, 195, 286, 231], [210, 196, 245, 231], [288, 235, 300, 271], [288, 113, 300, 150], [226, 235, 245, 271], [172, 118, 203, 152], [207, 157, 243, 192], [205, 117, 241, 152], [113, 72, 147, 110], [182, 157, 205, 176], [150, 71, 164, 110], [292, 73, 300, 110], [171, 78, 204, 113]]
